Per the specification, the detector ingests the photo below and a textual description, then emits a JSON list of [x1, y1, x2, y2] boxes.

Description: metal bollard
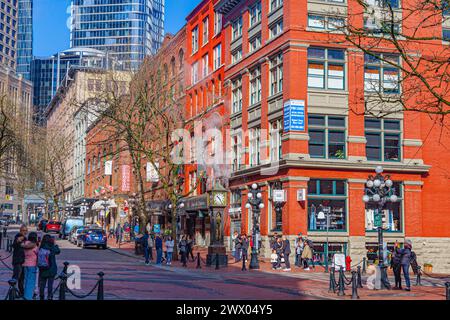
[[63, 261, 70, 275], [215, 253, 220, 270], [196, 252, 201, 269], [328, 267, 336, 293], [362, 257, 366, 275], [357, 266, 363, 288], [97, 272, 104, 300], [7, 279, 18, 300], [445, 282, 450, 300], [242, 254, 247, 271], [415, 266, 422, 286], [337, 268, 346, 296], [351, 271, 359, 300], [58, 273, 67, 300]]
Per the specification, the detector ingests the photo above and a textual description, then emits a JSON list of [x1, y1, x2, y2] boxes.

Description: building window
[[367, 0, 400, 9], [189, 171, 198, 196], [249, 34, 262, 53], [270, 0, 284, 12], [202, 17, 209, 45], [364, 53, 400, 93], [202, 54, 209, 78], [365, 182, 403, 232], [232, 77, 243, 113], [191, 62, 199, 84], [270, 53, 283, 96], [312, 243, 347, 266], [250, 66, 262, 105], [231, 47, 243, 64], [269, 119, 283, 161], [308, 15, 345, 31], [307, 179, 347, 232], [269, 19, 283, 39], [308, 47, 345, 90], [232, 132, 243, 171], [5, 183, 13, 195], [190, 131, 197, 163], [364, 16, 400, 35], [249, 127, 261, 167], [232, 16, 243, 41], [192, 26, 199, 53], [213, 44, 222, 70], [443, 28, 450, 41], [365, 118, 401, 161], [309, 115, 346, 159], [214, 12, 223, 35], [249, 1, 262, 27]]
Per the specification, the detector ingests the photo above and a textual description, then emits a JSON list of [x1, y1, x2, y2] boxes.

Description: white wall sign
[[333, 253, 346, 271], [104, 160, 113, 176], [297, 188, 306, 201], [146, 162, 159, 182], [273, 190, 286, 202]]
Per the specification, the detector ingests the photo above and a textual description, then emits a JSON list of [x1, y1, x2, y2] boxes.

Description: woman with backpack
[[38, 234, 60, 300], [23, 232, 39, 300]]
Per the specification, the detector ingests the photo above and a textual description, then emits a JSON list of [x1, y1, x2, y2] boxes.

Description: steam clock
[[206, 182, 228, 266]]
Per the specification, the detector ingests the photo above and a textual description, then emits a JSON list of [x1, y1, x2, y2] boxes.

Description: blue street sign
[[153, 224, 161, 234], [284, 100, 305, 132]]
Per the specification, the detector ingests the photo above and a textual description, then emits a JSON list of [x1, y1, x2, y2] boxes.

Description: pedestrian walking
[[282, 236, 291, 271], [231, 231, 238, 258], [23, 232, 39, 300], [38, 234, 60, 300], [155, 234, 163, 265], [396, 239, 413, 291], [179, 236, 188, 267], [273, 236, 283, 270], [234, 234, 242, 261], [187, 235, 195, 262], [147, 232, 154, 262], [12, 224, 28, 297], [391, 242, 402, 290], [271, 250, 279, 270], [301, 239, 313, 271], [142, 231, 151, 265], [241, 234, 249, 262], [294, 234, 304, 267], [165, 236, 174, 265], [162, 235, 167, 263], [115, 223, 123, 245]]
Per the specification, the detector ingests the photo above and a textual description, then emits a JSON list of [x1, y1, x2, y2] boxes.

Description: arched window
[[179, 49, 184, 70], [171, 56, 176, 76], [92, 157, 96, 171], [164, 64, 169, 82]]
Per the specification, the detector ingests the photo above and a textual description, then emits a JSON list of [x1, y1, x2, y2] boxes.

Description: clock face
[[214, 192, 226, 206]]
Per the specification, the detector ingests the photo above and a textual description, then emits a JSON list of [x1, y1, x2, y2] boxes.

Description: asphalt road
[[0, 226, 322, 300]]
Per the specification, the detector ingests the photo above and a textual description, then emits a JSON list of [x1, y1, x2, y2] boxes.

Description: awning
[[91, 201, 104, 211], [91, 199, 118, 211]]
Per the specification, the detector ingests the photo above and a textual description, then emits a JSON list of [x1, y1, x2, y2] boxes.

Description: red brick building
[[210, 0, 450, 272], [181, 0, 228, 247]]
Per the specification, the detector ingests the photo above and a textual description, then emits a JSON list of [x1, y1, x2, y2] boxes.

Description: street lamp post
[[363, 166, 398, 290], [245, 183, 264, 270], [101, 196, 109, 231]]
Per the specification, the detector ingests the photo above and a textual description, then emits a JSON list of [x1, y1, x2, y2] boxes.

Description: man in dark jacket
[[395, 240, 413, 291], [142, 231, 151, 265], [272, 237, 283, 270], [234, 235, 242, 261], [12, 225, 28, 296], [391, 242, 402, 289], [241, 235, 249, 262], [282, 236, 291, 271]]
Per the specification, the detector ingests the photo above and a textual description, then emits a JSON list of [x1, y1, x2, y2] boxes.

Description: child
[[271, 250, 279, 270]]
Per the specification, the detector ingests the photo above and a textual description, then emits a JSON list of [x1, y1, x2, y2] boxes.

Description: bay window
[[308, 47, 345, 90], [308, 115, 346, 159], [308, 179, 347, 232], [365, 118, 401, 161]]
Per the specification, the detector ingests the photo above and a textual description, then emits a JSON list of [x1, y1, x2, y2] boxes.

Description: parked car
[[79, 229, 107, 249], [45, 220, 61, 233], [37, 219, 48, 231], [60, 217, 84, 239], [70, 227, 85, 244]]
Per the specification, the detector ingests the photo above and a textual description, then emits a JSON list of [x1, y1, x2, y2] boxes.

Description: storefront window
[[308, 179, 347, 232], [365, 182, 403, 232], [312, 242, 347, 266], [366, 242, 403, 265]]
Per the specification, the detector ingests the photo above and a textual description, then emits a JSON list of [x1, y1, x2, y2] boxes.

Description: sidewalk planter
[[424, 264, 433, 273]]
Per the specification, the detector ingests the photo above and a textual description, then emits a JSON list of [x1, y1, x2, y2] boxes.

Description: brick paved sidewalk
[[106, 245, 448, 300]]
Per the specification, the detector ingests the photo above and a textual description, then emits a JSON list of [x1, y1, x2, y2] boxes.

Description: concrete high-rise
[[17, 0, 33, 80], [0, 0, 19, 69], [70, 0, 165, 70]]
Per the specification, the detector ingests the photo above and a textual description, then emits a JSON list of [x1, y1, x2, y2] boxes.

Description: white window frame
[[202, 54, 209, 78], [231, 47, 243, 64], [191, 62, 199, 84], [269, 19, 283, 39], [232, 77, 243, 113], [249, 34, 262, 53], [213, 44, 222, 70], [214, 12, 222, 36], [269, 119, 283, 161], [202, 17, 209, 45], [232, 16, 243, 41], [270, 53, 283, 96], [249, 1, 262, 27], [192, 26, 199, 54], [250, 66, 262, 105], [249, 127, 261, 167]]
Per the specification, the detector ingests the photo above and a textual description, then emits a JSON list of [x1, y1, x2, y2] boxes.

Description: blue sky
[[34, 0, 199, 56]]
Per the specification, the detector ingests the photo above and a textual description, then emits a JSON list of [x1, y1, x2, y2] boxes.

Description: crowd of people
[[11, 225, 61, 300]]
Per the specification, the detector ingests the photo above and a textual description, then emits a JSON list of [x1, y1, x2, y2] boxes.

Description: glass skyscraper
[[0, 0, 18, 69], [70, 0, 165, 70], [17, 0, 32, 79]]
